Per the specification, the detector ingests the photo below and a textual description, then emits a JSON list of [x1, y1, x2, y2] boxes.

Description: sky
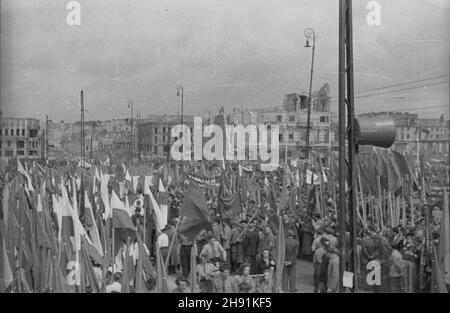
[[1, 0, 449, 122]]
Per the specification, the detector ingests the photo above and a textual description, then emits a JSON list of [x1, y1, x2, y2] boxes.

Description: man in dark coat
[[282, 230, 299, 292], [243, 221, 259, 274]]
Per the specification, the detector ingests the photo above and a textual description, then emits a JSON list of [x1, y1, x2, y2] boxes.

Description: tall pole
[[304, 28, 316, 177], [46, 115, 49, 160], [80, 90, 85, 168], [138, 112, 142, 163], [128, 100, 134, 165], [338, 0, 347, 293], [345, 0, 358, 293]]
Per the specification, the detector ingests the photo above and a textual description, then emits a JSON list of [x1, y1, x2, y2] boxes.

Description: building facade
[[0, 117, 41, 158]]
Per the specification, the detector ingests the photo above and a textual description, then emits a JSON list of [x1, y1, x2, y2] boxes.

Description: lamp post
[[304, 28, 316, 177], [176, 84, 184, 125], [127, 100, 134, 165]]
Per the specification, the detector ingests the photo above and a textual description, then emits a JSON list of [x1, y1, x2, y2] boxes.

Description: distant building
[[0, 117, 41, 158]]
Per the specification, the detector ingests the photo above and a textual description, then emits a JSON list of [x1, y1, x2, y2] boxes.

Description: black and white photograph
[[0, 0, 449, 298]]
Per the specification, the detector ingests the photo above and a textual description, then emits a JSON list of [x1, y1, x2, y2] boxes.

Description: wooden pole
[[377, 176, 383, 229]]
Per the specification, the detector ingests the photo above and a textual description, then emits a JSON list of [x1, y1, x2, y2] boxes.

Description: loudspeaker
[[354, 115, 396, 148]]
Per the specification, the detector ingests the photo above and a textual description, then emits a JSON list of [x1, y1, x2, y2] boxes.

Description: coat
[[243, 230, 259, 256]]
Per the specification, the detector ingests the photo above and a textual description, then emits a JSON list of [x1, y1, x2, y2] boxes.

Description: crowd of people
[[0, 155, 448, 293]]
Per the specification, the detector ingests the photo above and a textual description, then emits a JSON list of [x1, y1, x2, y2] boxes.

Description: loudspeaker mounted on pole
[[354, 115, 396, 149]]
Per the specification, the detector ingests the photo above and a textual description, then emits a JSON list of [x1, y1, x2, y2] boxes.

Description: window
[[320, 116, 329, 123], [276, 115, 282, 122], [7, 141, 11, 147], [0, 129, 2, 136], [279, 134, 283, 142], [16, 129, 20, 136], [154, 128, 158, 134], [17, 141, 25, 149], [289, 133, 294, 140], [22, 129, 25, 136], [289, 116, 295, 122], [5, 129, 8, 136], [17, 150, 24, 156]]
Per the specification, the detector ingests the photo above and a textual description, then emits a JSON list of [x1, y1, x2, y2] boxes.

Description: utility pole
[[46, 115, 49, 159], [80, 90, 85, 168], [128, 100, 134, 165], [304, 28, 316, 177], [137, 111, 142, 163], [338, 0, 358, 293]]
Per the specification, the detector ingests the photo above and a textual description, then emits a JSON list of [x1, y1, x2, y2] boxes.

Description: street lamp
[[304, 28, 316, 177], [176, 84, 184, 125], [127, 100, 134, 164]]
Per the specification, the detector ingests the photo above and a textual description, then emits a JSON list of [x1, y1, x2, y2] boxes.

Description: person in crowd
[[389, 242, 405, 293], [221, 220, 232, 264], [301, 215, 314, 261], [258, 269, 274, 293], [200, 234, 227, 262], [255, 248, 276, 275], [282, 230, 298, 292], [313, 237, 330, 293], [230, 222, 241, 272], [259, 225, 276, 257], [106, 272, 122, 293], [213, 263, 239, 293], [172, 275, 190, 293], [197, 253, 219, 293], [157, 228, 169, 262], [326, 247, 339, 293], [235, 263, 256, 293], [243, 221, 259, 274], [179, 232, 194, 278]]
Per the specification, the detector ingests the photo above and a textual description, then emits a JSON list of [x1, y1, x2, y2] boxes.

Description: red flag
[[179, 183, 212, 240]]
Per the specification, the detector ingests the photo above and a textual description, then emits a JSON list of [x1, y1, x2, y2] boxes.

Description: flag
[[84, 191, 103, 257], [17, 159, 34, 192], [218, 170, 241, 219], [159, 178, 165, 193], [111, 191, 135, 230], [144, 184, 165, 232], [0, 232, 13, 291], [125, 170, 134, 194], [179, 183, 212, 240]]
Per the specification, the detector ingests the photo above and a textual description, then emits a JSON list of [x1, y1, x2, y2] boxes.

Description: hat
[[324, 227, 335, 235]]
